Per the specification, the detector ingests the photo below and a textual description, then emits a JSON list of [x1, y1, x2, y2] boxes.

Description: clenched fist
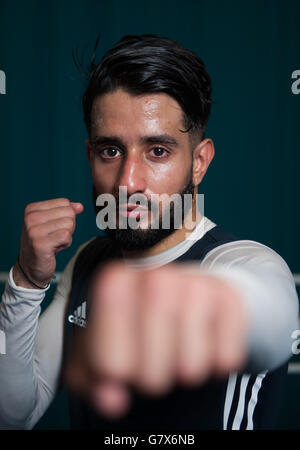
[[13, 198, 83, 289], [66, 262, 249, 419]]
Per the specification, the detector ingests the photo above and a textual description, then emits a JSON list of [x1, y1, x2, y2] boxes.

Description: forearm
[[201, 242, 300, 372], [0, 268, 49, 429], [0, 243, 85, 429]]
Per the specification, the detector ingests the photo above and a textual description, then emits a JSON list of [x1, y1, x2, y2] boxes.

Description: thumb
[[70, 202, 84, 215]]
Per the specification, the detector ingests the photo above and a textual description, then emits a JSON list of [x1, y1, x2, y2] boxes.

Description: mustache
[[116, 194, 153, 210], [92, 179, 195, 215], [92, 187, 158, 212]]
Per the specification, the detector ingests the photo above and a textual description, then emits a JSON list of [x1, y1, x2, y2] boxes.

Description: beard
[[92, 171, 195, 252]]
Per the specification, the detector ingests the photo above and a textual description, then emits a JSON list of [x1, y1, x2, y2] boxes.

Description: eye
[[99, 147, 122, 159], [149, 147, 169, 158]]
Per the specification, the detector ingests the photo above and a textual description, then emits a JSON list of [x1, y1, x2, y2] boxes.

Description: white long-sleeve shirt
[[0, 216, 299, 429]]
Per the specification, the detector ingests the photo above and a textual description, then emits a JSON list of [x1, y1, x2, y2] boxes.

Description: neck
[[122, 202, 202, 259]]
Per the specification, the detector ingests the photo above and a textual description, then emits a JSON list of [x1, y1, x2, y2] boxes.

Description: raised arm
[[0, 198, 84, 429]]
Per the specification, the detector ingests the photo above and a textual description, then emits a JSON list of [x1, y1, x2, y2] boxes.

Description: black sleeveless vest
[[63, 225, 288, 430]]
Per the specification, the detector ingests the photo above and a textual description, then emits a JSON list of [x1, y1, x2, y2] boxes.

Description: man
[[0, 34, 299, 430]]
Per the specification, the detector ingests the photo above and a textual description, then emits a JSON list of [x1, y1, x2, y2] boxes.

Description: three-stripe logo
[[68, 301, 87, 328]]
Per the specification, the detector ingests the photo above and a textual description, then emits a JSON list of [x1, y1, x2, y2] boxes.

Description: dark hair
[[77, 34, 212, 142]]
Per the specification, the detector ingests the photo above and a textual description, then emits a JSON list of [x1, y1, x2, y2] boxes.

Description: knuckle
[[23, 213, 31, 229], [140, 269, 177, 313], [141, 268, 170, 297], [62, 216, 74, 229], [31, 236, 46, 253], [65, 204, 76, 215], [57, 197, 71, 206], [60, 228, 72, 241], [183, 282, 206, 311], [137, 374, 171, 396], [98, 262, 126, 285], [95, 263, 128, 303], [64, 207, 76, 221], [24, 203, 35, 215], [24, 211, 39, 228], [24, 213, 31, 229], [27, 224, 38, 241]]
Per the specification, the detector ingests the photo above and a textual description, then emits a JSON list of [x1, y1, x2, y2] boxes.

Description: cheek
[[91, 164, 117, 194], [146, 157, 191, 194]]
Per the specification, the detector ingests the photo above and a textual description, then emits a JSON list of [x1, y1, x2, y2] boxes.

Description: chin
[[105, 226, 175, 252]]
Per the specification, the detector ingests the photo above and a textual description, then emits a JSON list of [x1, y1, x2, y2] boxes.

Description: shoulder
[[201, 238, 294, 281]]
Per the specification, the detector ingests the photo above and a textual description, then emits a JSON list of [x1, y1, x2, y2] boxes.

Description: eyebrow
[[90, 134, 179, 148]]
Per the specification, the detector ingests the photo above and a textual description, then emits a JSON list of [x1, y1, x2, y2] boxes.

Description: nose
[[117, 154, 147, 196]]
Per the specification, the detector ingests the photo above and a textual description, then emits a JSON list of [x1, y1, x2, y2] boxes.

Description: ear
[[192, 138, 215, 186]]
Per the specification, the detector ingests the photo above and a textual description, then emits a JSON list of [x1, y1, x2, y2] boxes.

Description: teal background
[[0, 0, 299, 429]]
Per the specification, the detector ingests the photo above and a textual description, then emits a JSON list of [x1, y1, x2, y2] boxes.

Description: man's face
[[87, 88, 196, 251]]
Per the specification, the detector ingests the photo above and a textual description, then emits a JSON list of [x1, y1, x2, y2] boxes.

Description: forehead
[[90, 89, 185, 138]]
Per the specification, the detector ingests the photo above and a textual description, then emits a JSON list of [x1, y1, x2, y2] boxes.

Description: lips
[[119, 204, 148, 218]]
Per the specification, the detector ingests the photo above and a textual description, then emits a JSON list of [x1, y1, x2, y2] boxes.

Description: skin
[[13, 88, 249, 420]]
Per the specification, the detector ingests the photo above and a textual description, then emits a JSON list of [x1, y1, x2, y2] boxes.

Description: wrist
[[12, 263, 49, 290], [12, 264, 38, 289]]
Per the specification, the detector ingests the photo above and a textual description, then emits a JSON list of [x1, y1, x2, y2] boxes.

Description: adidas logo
[[68, 301, 87, 328]]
